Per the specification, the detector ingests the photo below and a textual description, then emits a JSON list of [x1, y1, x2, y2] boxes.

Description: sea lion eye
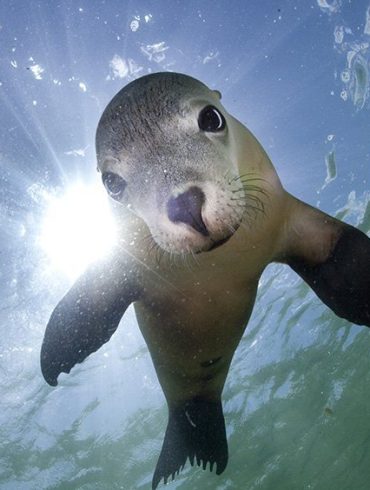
[[198, 105, 226, 132], [102, 172, 126, 201]]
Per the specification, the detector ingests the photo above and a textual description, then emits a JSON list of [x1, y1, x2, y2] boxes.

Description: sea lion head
[[96, 72, 280, 255]]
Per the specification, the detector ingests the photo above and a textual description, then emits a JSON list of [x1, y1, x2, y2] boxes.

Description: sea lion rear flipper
[[284, 197, 370, 327], [41, 254, 140, 386], [152, 397, 228, 489]]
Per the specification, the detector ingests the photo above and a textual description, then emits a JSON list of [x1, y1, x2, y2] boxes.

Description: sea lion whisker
[[239, 176, 267, 182], [230, 196, 265, 212], [170, 250, 178, 268], [190, 249, 200, 267], [230, 172, 261, 183], [240, 184, 269, 197], [243, 194, 266, 212], [147, 241, 157, 256], [154, 242, 165, 266], [183, 251, 194, 271], [153, 244, 160, 265], [239, 178, 267, 186], [230, 189, 266, 212], [187, 251, 198, 270]]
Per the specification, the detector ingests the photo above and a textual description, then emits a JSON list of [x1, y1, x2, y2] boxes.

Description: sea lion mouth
[[201, 223, 240, 253], [201, 229, 236, 253], [207, 235, 232, 252]]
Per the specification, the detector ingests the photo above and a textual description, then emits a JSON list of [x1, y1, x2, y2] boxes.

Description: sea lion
[[40, 72, 370, 488]]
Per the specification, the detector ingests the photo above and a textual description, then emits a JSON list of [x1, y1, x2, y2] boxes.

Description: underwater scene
[[1, 1, 370, 489]]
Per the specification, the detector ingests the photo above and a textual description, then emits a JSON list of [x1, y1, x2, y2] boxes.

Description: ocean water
[[1, 1, 370, 489]]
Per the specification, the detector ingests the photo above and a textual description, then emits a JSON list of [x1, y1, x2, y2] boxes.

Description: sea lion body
[[41, 73, 370, 488], [97, 75, 289, 402]]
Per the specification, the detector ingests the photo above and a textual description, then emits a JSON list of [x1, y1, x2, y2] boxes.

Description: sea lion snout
[[166, 186, 209, 237]]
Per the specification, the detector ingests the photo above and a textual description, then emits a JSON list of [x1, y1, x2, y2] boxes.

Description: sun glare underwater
[[1, 1, 370, 489], [39, 182, 116, 279]]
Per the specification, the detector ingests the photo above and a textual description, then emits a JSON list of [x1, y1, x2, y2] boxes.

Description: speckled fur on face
[[96, 73, 267, 254]]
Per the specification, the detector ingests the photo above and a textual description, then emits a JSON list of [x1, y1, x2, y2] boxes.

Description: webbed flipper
[[152, 397, 228, 489], [285, 197, 370, 327], [41, 254, 140, 386]]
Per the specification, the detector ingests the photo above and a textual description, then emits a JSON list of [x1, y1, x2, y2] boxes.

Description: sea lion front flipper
[[284, 197, 370, 327], [152, 397, 228, 489], [41, 253, 140, 386]]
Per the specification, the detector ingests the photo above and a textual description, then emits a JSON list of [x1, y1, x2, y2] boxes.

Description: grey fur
[[96, 72, 210, 161]]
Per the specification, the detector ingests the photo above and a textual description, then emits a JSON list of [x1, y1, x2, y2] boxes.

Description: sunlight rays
[[39, 181, 116, 280]]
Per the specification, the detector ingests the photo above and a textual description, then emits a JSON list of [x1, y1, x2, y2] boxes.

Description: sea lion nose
[[167, 186, 209, 237]]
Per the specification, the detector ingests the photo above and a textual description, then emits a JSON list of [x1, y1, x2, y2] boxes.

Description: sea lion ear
[[213, 90, 222, 100], [40, 253, 140, 386], [283, 198, 370, 327]]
